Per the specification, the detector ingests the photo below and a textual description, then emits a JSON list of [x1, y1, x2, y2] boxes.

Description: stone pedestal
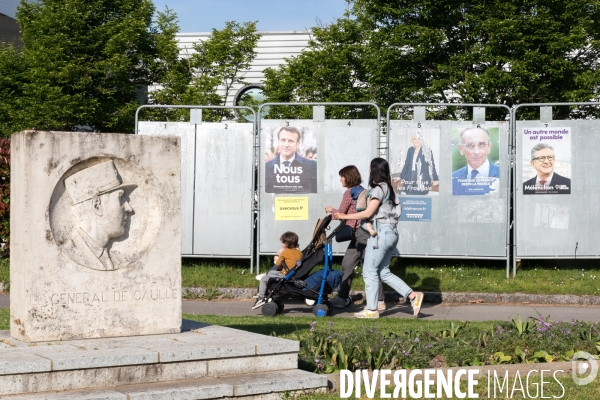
[[0, 322, 327, 398], [10, 131, 181, 341]]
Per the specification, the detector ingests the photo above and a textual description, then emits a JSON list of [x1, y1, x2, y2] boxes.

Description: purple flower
[[414, 337, 420, 343], [425, 344, 434, 349]]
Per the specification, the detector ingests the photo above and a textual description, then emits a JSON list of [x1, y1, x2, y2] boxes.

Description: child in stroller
[[252, 231, 303, 310], [254, 214, 345, 317]]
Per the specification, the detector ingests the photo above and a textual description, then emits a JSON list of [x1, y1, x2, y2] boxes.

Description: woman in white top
[[335, 158, 424, 319]]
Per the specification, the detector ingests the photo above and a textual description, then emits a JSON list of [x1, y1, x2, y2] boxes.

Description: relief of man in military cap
[[62, 160, 136, 270]]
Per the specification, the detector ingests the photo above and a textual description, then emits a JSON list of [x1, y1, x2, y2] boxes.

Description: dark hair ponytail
[[368, 157, 396, 204]]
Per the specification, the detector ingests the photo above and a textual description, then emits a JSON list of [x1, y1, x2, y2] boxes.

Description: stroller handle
[[325, 218, 347, 242]]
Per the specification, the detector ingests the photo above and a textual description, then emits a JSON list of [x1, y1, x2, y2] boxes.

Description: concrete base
[[0, 320, 327, 399]]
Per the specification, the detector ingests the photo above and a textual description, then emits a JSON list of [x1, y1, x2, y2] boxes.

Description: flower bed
[[300, 315, 600, 373]]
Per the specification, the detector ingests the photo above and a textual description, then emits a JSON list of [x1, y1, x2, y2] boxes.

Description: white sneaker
[[354, 309, 379, 319], [410, 292, 424, 318], [377, 301, 387, 311], [252, 298, 266, 310], [255, 273, 265, 281]]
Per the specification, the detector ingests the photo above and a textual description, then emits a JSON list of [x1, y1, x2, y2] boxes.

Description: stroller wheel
[[325, 300, 334, 315], [262, 302, 279, 317], [305, 299, 315, 306], [312, 304, 329, 318], [274, 299, 285, 314]]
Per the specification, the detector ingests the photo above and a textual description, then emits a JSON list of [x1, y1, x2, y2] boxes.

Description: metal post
[[135, 105, 257, 273]]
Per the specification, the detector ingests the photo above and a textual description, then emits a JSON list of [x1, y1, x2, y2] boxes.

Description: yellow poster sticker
[[275, 197, 309, 220]]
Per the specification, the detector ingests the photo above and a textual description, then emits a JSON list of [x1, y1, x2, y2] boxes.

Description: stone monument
[[10, 131, 182, 341]]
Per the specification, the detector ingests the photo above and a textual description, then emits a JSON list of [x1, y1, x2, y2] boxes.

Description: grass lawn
[[180, 256, 600, 295], [183, 314, 488, 340], [2, 256, 600, 295], [0, 308, 7, 330], [0, 257, 8, 288], [2, 312, 599, 399]]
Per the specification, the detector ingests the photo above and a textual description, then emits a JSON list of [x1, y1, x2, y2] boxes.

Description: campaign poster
[[522, 127, 571, 195], [264, 125, 317, 194], [390, 124, 441, 197], [451, 125, 500, 196]]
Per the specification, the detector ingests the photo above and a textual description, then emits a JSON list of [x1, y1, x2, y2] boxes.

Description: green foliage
[[0, 308, 8, 330], [14, 0, 164, 132], [263, 18, 374, 119], [264, 0, 600, 120], [0, 258, 9, 287], [492, 351, 512, 364], [299, 316, 600, 372], [149, 20, 261, 122], [440, 321, 468, 338], [0, 139, 9, 254], [511, 314, 533, 336], [0, 45, 27, 137], [2, 2, 258, 133], [200, 288, 222, 300]]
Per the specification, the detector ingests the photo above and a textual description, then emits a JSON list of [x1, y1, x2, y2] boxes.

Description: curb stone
[[182, 287, 600, 306]]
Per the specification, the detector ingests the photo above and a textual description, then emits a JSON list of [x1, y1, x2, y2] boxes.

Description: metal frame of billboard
[[255, 102, 381, 272], [134, 105, 258, 271], [387, 103, 513, 278], [512, 102, 600, 276]]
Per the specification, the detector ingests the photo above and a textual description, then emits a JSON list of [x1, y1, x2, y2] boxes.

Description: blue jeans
[[363, 224, 412, 311]]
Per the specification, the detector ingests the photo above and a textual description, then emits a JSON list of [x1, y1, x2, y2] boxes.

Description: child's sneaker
[[255, 273, 265, 281], [353, 309, 379, 319], [252, 298, 266, 310], [377, 301, 387, 311], [410, 292, 424, 317]]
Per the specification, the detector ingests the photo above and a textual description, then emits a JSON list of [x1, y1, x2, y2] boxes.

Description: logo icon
[[572, 351, 598, 386]]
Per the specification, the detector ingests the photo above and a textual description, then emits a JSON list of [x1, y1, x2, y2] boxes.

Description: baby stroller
[[260, 214, 345, 317]]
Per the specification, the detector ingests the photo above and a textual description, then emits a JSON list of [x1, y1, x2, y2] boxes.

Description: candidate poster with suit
[[389, 123, 441, 197], [451, 125, 500, 196], [264, 125, 317, 194], [522, 127, 571, 195]]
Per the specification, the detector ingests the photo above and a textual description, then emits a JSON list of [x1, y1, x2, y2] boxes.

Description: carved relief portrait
[[49, 158, 162, 271]]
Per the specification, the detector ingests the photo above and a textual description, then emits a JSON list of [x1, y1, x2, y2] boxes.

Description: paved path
[[180, 298, 600, 322], [2, 293, 599, 322]]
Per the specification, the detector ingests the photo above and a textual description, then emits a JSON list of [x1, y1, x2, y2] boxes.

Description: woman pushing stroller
[[325, 165, 387, 311], [335, 157, 424, 319]]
